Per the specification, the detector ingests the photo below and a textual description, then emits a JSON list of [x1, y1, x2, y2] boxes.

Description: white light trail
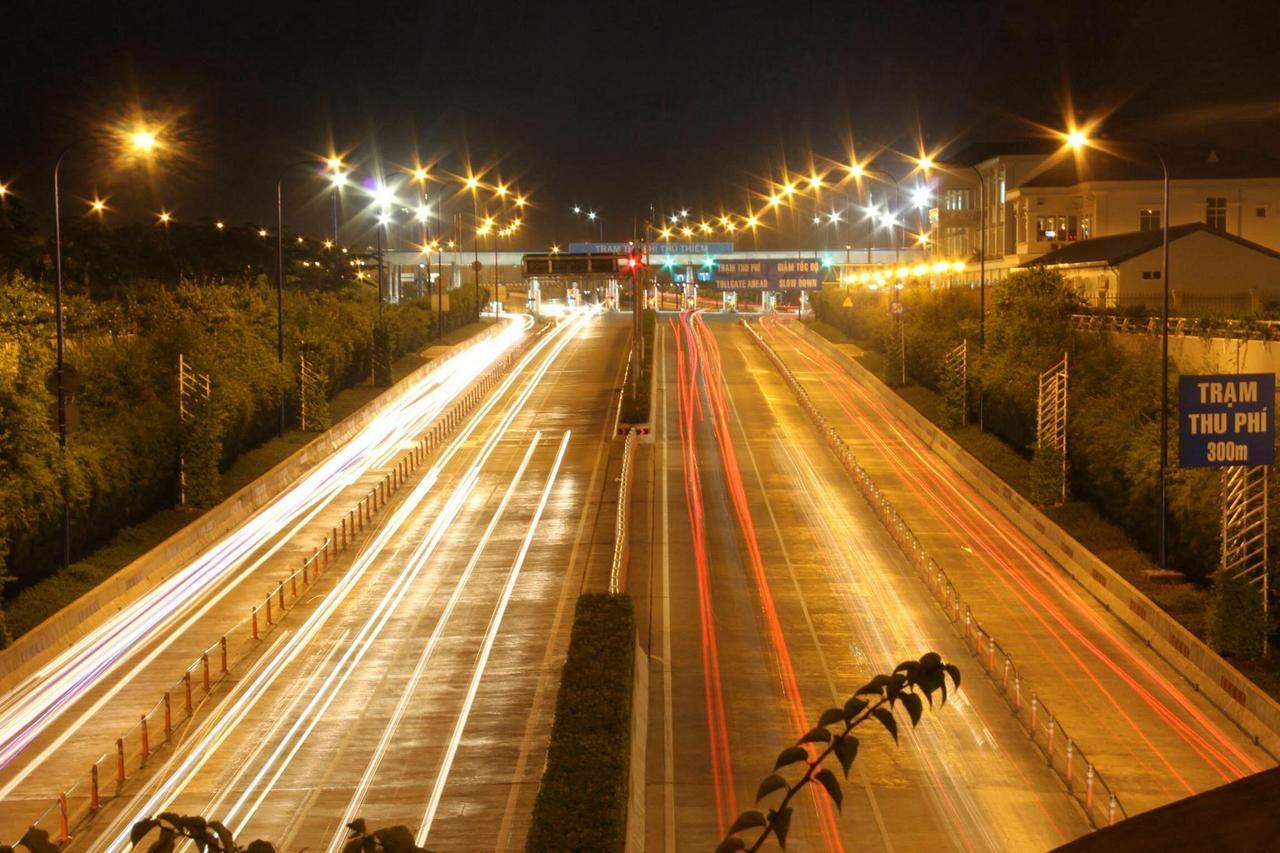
[[416, 430, 572, 846]]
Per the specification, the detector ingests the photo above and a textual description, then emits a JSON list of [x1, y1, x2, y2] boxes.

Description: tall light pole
[[1069, 130, 1171, 568], [968, 163, 987, 431], [274, 160, 316, 436], [49, 127, 160, 568]]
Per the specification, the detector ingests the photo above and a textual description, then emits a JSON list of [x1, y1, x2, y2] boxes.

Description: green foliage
[[0, 272, 476, 615], [339, 818, 432, 852], [813, 271, 1234, 582], [372, 320, 393, 387], [527, 593, 635, 853], [619, 309, 656, 425], [938, 353, 966, 430], [1029, 444, 1066, 506], [718, 653, 959, 852], [1206, 571, 1269, 659]]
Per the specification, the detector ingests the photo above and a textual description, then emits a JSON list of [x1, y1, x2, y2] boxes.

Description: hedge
[[619, 310, 655, 425], [526, 593, 635, 852]]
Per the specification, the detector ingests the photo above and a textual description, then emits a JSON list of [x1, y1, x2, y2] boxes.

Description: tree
[[717, 653, 960, 852]]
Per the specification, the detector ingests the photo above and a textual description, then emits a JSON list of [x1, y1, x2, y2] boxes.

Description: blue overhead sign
[[650, 241, 735, 255], [711, 258, 823, 291], [566, 243, 632, 254], [1179, 373, 1275, 467]]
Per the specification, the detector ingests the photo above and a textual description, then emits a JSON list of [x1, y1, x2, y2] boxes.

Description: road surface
[[1, 310, 628, 851], [633, 312, 1090, 852]]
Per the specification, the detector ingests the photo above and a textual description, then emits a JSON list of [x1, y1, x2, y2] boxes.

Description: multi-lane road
[[1, 305, 1273, 851], [0, 310, 628, 850]]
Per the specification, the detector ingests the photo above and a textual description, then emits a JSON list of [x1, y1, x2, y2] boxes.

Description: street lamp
[[49, 124, 161, 568], [1069, 128, 1172, 568]]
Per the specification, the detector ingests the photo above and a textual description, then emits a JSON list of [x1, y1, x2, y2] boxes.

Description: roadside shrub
[[527, 593, 634, 853], [1206, 571, 1268, 659]]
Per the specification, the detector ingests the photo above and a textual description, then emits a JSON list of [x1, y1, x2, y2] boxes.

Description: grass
[[1, 321, 492, 645], [804, 318, 1280, 701], [526, 593, 634, 853]]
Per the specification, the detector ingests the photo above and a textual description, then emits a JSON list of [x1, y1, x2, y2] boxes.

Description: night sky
[[3, 0, 1278, 246]]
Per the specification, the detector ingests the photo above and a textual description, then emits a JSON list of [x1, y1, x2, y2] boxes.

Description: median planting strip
[[526, 593, 635, 853], [11, 341, 529, 848], [743, 318, 1126, 830]]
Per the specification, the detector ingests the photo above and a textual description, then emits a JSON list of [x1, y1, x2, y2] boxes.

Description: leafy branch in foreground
[[123, 814, 432, 853], [717, 652, 960, 853]]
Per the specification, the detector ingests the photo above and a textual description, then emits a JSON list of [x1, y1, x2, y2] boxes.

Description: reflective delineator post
[[116, 738, 125, 783], [1108, 793, 1117, 826], [1066, 739, 1075, 788], [1046, 715, 1056, 762], [302, 558, 309, 585], [1030, 693, 1039, 735], [202, 653, 211, 691], [1086, 764, 1095, 810], [140, 715, 149, 758], [183, 672, 193, 713], [1002, 657, 1011, 690], [58, 792, 70, 843], [988, 641, 996, 673], [277, 583, 285, 611], [163, 692, 172, 736], [220, 637, 229, 673], [1014, 672, 1022, 711], [291, 571, 298, 600], [90, 764, 100, 811], [252, 607, 260, 639]]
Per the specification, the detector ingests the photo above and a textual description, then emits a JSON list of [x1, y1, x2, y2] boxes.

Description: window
[[1206, 197, 1227, 229], [943, 189, 972, 210], [1139, 208, 1161, 232], [1081, 215, 1092, 240], [1142, 270, 1162, 280]]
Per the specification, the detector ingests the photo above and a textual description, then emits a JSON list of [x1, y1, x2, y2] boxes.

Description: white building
[[931, 143, 1280, 282]]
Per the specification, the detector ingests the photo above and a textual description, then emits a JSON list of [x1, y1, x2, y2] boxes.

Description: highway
[[0, 310, 629, 850], [633, 312, 1089, 852], [754, 316, 1273, 814]]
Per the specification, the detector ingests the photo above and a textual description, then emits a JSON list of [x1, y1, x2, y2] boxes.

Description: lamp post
[[274, 161, 316, 436], [49, 128, 159, 569], [1070, 131, 1171, 568], [969, 163, 987, 431]]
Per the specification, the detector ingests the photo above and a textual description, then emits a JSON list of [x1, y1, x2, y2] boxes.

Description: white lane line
[[97, 317, 590, 851], [325, 433, 544, 852], [660, 323, 676, 853], [416, 430, 573, 846]]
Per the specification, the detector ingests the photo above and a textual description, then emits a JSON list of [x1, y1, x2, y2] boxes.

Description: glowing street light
[[130, 130, 158, 153], [1066, 129, 1089, 150], [215, 220, 225, 230], [258, 228, 269, 237], [89, 197, 108, 215], [0, 181, 9, 198], [917, 155, 934, 172], [156, 210, 173, 225]]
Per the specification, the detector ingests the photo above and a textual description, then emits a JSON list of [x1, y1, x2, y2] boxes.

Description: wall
[[0, 321, 508, 694], [791, 321, 1280, 756]]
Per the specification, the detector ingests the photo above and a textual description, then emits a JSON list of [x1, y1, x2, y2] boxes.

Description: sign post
[[1181, 373, 1275, 647]]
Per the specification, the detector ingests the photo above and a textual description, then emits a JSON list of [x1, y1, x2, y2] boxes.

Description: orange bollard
[[183, 672, 193, 713], [266, 595, 273, 625], [163, 692, 172, 735], [202, 653, 211, 691], [252, 607, 260, 639], [220, 636, 229, 673]]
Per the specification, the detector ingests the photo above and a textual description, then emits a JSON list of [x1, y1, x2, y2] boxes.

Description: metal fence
[[742, 319, 1127, 830], [12, 343, 529, 848], [1073, 312, 1280, 340], [609, 429, 638, 595]]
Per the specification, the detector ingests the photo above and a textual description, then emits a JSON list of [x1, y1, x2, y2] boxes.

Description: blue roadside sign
[[711, 258, 821, 291], [1178, 373, 1275, 467]]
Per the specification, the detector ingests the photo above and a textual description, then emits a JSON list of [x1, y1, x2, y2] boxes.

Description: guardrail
[[1072, 313, 1280, 340], [0, 321, 516, 696], [11, 340, 530, 849], [742, 319, 1126, 829], [610, 429, 638, 594]]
